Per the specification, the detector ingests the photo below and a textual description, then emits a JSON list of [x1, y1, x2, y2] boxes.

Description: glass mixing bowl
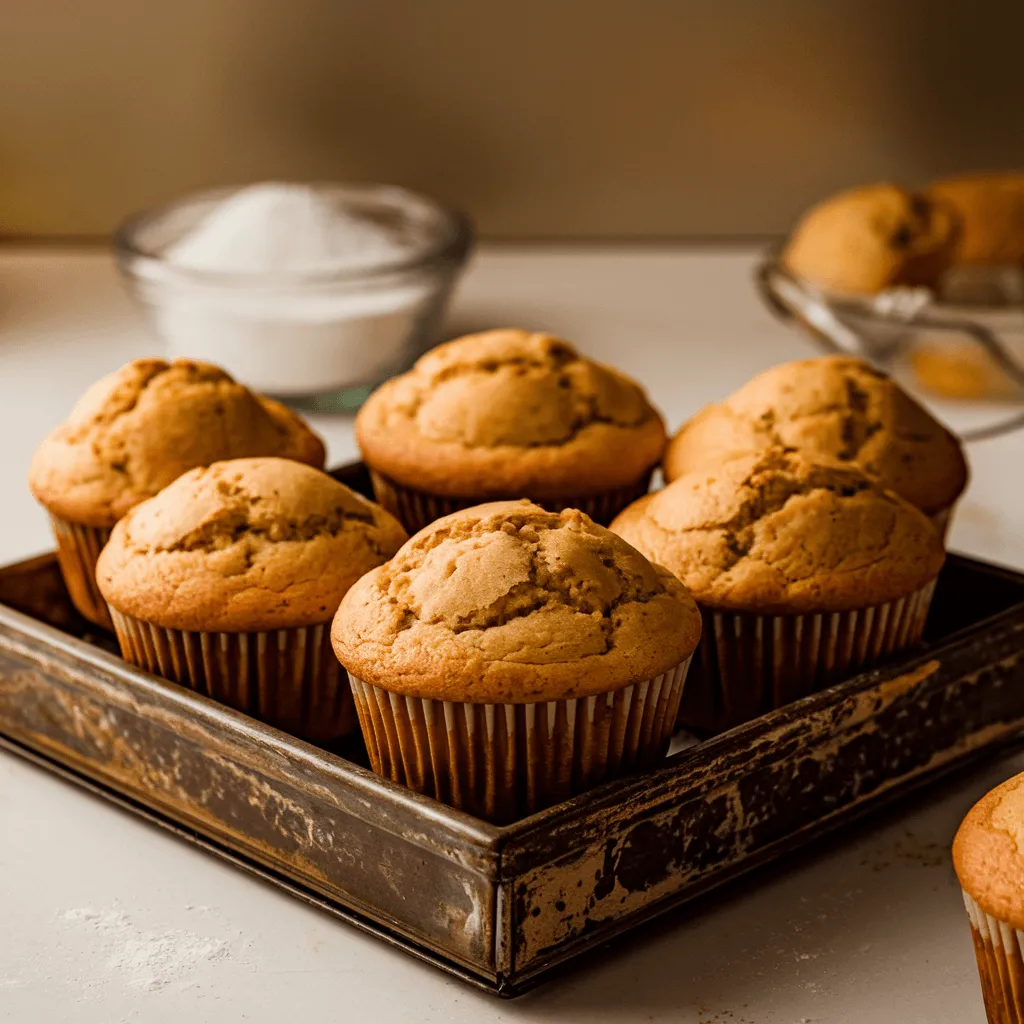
[[115, 183, 474, 412]]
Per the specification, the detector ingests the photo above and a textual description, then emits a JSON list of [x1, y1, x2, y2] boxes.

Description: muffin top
[[97, 458, 407, 632], [928, 173, 1024, 267], [29, 358, 326, 528], [663, 356, 968, 515], [331, 500, 701, 703], [355, 330, 667, 499], [954, 772, 1024, 929], [781, 182, 959, 294], [611, 450, 944, 614]]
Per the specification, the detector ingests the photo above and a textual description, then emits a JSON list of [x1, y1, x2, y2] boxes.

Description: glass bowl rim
[[114, 181, 474, 288]]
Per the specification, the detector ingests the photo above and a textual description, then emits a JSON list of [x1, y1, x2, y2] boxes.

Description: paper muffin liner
[[962, 890, 1024, 1022], [109, 610, 356, 742], [368, 469, 653, 534], [679, 580, 937, 734], [347, 657, 691, 824], [48, 515, 114, 630]]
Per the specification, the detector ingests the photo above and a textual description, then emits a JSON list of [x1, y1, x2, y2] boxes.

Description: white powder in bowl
[[127, 183, 460, 399], [164, 184, 414, 274]]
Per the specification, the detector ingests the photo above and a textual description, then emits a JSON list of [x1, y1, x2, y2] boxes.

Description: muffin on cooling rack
[[781, 182, 960, 295], [355, 329, 667, 533], [612, 449, 944, 733], [97, 457, 406, 742], [331, 499, 701, 822], [28, 358, 324, 628]]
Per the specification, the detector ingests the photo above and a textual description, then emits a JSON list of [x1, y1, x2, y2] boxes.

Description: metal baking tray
[[2, 464, 1024, 997]]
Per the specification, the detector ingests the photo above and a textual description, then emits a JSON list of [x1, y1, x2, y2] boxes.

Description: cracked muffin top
[[954, 771, 1024, 929], [611, 449, 944, 614], [355, 330, 667, 499], [97, 458, 407, 632], [663, 356, 967, 515], [29, 358, 326, 528], [781, 182, 960, 294], [331, 500, 701, 702]]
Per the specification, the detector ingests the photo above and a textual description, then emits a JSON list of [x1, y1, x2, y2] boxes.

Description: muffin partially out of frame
[[97, 457, 406, 742], [331, 500, 701, 823], [612, 449, 944, 733], [954, 771, 1024, 1023], [28, 358, 325, 629], [355, 329, 667, 534]]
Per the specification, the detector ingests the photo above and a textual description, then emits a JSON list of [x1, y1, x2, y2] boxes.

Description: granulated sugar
[[59, 905, 231, 992]]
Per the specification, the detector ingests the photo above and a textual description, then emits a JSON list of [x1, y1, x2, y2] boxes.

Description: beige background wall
[[3, 0, 1024, 240]]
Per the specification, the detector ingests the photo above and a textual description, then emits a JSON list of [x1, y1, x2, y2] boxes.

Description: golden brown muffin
[[612, 449, 945, 615], [955, 772, 1024, 931], [355, 330, 666, 502], [929, 173, 1024, 267], [613, 450, 943, 732], [332, 500, 701, 704], [663, 356, 968, 518], [29, 358, 325, 529], [953, 771, 1024, 1023], [781, 182, 960, 294], [98, 457, 407, 632]]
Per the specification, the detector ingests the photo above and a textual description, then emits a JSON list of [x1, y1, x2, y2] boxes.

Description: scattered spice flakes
[[697, 1008, 758, 1024], [858, 829, 947, 872]]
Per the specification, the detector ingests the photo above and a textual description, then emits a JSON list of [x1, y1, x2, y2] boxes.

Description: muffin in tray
[[954, 771, 1024, 1023], [781, 182, 960, 295], [28, 358, 325, 629], [331, 500, 702, 823], [355, 329, 667, 534], [663, 355, 968, 536], [611, 449, 944, 733], [97, 457, 406, 742]]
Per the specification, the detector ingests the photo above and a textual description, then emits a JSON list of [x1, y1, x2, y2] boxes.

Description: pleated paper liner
[[679, 580, 937, 734], [348, 658, 691, 824], [369, 469, 654, 535], [49, 515, 113, 630], [962, 890, 1024, 1023], [109, 610, 357, 742]]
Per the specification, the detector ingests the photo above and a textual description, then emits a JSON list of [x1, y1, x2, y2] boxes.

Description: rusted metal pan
[[2, 492, 1023, 995]]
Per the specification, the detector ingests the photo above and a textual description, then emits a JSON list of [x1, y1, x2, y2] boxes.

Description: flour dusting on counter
[[59, 905, 232, 992]]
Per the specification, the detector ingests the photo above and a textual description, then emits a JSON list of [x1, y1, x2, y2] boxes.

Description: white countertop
[[2, 245, 1022, 1023]]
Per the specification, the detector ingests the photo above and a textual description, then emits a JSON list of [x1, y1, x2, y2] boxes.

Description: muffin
[[331, 500, 701, 823], [97, 457, 406, 742], [355, 329, 667, 534], [928, 173, 1024, 267], [611, 450, 944, 733], [28, 358, 325, 629], [953, 771, 1024, 1023], [781, 182, 960, 294], [663, 356, 968, 535]]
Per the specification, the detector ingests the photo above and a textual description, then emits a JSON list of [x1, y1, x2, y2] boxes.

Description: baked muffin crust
[[663, 356, 968, 515], [612, 449, 945, 614], [955, 772, 1024, 931], [355, 330, 667, 498], [781, 182, 959, 294], [98, 458, 406, 632], [928, 173, 1024, 267], [332, 500, 701, 703], [29, 358, 325, 527]]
